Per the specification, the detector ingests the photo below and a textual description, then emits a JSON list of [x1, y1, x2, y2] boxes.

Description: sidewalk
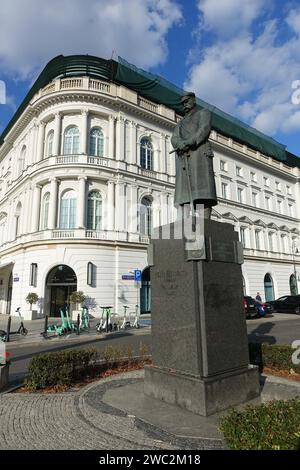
[[0, 370, 224, 450], [0, 314, 151, 347]]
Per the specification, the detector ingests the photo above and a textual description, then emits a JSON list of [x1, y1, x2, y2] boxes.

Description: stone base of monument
[[144, 218, 260, 416]]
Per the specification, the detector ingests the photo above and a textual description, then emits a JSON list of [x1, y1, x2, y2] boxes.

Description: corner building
[[0, 55, 300, 318]]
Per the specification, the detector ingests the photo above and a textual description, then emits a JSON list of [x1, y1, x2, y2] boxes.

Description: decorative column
[[31, 185, 42, 232], [168, 194, 175, 223], [115, 181, 126, 231], [130, 121, 137, 165], [160, 192, 168, 226], [116, 115, 125, 161], [128, 184, 138, 233], [77, 176, 87, 228], [28, 124, 37, 165], [53, 112, 62, 156], [108, 115, 115, 159], [166, 136, 175, 176], [107, 181, 115, 230], [22, 187, 30, 234], [8, 202, 15, 241], [37, 121, 46, 161], [81, 110, 88, 155], [160, 134, 166, 175], [48, 178, 59, 229]]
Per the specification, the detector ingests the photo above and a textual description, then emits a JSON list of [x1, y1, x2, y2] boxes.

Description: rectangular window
[[268, 232, 274, 252], [255, 230, 261, 250], [250, 171, 257, 182], [265, 196, 271, 211], [30, 263, 38, 287], [220, 160, 227, 171], [237, 187, 244, 204], [221, 182, 228, 199], [277, 199, 283, 214], [263, 176, 269, 187], [87, 262, 94, 286], [275, 181, 281, 191], [236, 166, 242, 177], [289, 203, 294, 217], [252, 192, 258, 207], [281, 236, 287, 254], [287, 185, 292, 195], [240, 227, 246, 248]]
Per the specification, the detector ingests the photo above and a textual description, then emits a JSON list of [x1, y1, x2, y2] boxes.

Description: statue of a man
[[171, 92, 217, 219]]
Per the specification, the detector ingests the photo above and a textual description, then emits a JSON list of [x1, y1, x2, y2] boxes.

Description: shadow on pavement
[[248, 321, 277, 345], [8, 331, 135, 363]]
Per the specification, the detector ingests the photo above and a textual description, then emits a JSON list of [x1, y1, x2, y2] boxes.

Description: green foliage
[[25, 343, 150, 390], [25, 292, 39, 305], [69, 291, 86, 305], [25, 348, 98, 390], [249, 343, 300, 374], [220, 400, 300, 450]]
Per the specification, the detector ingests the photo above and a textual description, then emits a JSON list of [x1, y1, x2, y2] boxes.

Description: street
[[2, 312, 300, 389]]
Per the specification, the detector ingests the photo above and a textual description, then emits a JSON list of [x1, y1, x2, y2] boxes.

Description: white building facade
[[0, 56, 300, 318]]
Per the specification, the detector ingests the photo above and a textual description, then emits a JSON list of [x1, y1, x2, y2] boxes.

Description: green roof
[[1, 54, 299, 167]]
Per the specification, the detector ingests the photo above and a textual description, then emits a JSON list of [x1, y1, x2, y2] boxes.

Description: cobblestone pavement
[[0, 371, 223, 450]]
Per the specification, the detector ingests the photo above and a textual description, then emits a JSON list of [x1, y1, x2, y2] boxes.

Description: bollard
[[6, 316, 11, 343], [77, 314, 80, 335], [43, 315, 48, 337], [106, 309, 109, 333]]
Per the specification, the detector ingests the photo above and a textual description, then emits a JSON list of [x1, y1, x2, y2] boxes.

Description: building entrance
[[46, 265, 77, 317]]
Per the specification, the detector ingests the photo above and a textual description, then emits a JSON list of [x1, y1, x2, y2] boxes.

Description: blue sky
[[1, 0, 300, 156]]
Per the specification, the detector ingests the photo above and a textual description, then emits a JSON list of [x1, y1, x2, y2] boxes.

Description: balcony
[[34, 154, 113, 170], [33, 77, 176, 122], [0, 229, 151, 253]]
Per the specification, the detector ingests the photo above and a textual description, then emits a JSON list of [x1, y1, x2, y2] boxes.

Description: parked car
[[265, 295, 300, 314], [244, 296, 258, 319]]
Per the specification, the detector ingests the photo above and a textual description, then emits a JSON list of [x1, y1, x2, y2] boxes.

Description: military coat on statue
[[171, 107, 217, 208]]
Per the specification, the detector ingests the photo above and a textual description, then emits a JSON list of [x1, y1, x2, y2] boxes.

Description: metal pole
[[6, 316, 11, 343], [44, 315, 48, 337]]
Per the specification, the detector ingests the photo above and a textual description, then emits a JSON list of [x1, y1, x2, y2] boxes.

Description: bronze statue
[[171, 92, 217, 220]]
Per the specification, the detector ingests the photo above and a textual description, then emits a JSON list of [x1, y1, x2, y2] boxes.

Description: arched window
[[41, 193, 50, 230], [140, 138, 153, 170], [290, 274, 298, 295], [18, 146, 26, 176], [59, 190, 77, 229], [87, 191, 102, 230], [47, 131, 54, 157], [140, 197, 152, 236], [264, 273, 275, 302], [15, 202, 22, 238], [89, 128, 104, 157], [63, 126, 80, 155]]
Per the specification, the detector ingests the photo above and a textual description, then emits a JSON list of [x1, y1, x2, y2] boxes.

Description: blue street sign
[[122, 274, 135, 280], [134, 270, 142, 282]]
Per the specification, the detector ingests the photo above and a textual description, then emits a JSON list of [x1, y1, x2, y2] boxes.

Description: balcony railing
[[36, 154, 111, 168]]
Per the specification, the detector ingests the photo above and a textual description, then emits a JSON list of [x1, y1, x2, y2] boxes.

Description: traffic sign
[[134, 270, 142, 282]]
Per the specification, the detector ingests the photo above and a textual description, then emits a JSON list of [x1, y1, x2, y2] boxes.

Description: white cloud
[[185, 2, 300, 137], [197, 0, 267, 38], [0, 0, 182, 80]]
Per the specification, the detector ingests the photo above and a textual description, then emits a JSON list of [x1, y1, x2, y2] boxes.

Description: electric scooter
[[4, 308, 28, 342]]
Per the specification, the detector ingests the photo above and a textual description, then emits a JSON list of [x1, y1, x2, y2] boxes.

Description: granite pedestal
[[144, 218, 260, 416]]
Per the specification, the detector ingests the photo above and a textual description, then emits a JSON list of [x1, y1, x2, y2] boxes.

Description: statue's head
[[181, 92, 196, 114]]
